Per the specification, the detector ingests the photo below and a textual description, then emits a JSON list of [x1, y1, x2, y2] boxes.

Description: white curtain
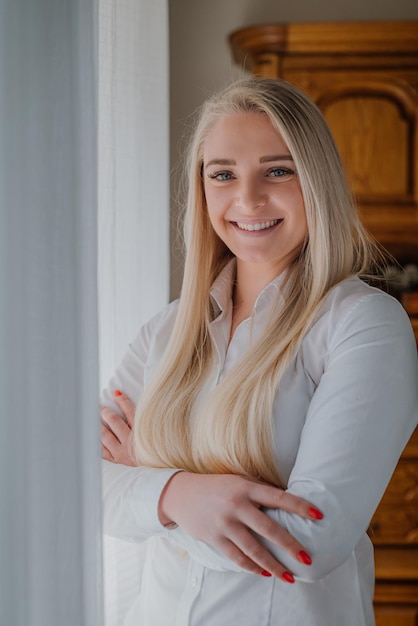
[[0, 1, 101, 626], [98, 0, 170, 384], [98, 1, 170, 624]]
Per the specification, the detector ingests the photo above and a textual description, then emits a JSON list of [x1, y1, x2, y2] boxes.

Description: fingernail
[[281, 571, 295, 584], [297, 550, 312, 565], [308, 507, 323, 520], [260, 570, 272, 577], [114, 390, 122, 397]]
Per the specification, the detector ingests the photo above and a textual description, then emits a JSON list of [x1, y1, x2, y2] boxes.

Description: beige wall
[[169, 0, 418, 298]]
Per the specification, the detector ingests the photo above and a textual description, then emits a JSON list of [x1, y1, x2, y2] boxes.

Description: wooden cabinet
[[229, 21, 418, 623], [372, 427, 418, 624], [370, 428, 418, 546]]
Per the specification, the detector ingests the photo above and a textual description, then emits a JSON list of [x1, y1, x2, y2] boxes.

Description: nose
[[235, 178, 267, 212]]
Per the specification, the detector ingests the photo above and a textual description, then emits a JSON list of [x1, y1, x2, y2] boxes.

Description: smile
[[235, 219, 282, 232]]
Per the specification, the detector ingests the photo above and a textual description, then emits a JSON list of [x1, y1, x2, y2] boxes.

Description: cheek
[[207, 210, 224, 241], [205, 201, 221, 237], [203, 185, 214, 213], [205, 190, 225, 223], [296, 207, 308, 239], [289, 189, 307, 231]]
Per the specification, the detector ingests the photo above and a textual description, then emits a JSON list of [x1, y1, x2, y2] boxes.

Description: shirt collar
[[210, 258, 285, 320], [210, 259, 235, 319]]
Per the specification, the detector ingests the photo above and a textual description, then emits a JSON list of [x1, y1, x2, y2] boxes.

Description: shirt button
[[191, 577, 198, 587]]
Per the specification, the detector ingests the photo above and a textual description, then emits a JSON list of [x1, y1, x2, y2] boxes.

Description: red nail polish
[[281, 571, 295, 584], [114, 390, 122, 397], [260, 570, 272, 577], [297, 550, 312, 565], [308, 507, 323, 520]]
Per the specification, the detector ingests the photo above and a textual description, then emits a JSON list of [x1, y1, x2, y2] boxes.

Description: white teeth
[[236, 219, 280, 231]]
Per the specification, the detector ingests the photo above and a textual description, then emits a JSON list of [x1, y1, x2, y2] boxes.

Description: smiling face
[[203, 112, 308, 281]]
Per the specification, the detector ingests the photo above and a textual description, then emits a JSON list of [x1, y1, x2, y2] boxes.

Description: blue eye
[[208, 171, 233, 181], [268, 167, 294, 178]]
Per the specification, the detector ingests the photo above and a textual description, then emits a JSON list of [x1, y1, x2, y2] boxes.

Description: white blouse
[[102, 262, 418, 626]]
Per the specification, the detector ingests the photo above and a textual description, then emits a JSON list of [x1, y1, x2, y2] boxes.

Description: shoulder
[[300, 278, 416, 379], [320, 277, 412, 341], [129, 299, 179, 358]]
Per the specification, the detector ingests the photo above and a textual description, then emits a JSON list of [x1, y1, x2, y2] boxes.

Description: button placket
[[175, 561, 204, 625]]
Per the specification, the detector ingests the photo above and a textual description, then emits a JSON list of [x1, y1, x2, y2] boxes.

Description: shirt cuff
[[102, 460, 181, 539]]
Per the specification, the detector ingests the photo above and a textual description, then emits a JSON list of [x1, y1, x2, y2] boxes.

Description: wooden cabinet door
[[375, 607, 418, 626]]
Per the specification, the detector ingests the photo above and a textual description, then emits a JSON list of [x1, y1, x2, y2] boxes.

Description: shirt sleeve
[[166, 293, 418, 579], [261, 293, 418, 581], [102, 461, 180, 541], [101, 305, 181, 542]]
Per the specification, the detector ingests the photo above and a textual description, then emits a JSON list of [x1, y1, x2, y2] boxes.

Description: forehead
[[203, 112, 290, 158]]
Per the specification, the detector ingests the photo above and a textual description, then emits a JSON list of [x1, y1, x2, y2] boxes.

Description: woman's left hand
[[101, 390, 137, 466]]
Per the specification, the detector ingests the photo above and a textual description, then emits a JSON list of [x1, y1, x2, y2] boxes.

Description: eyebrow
[[260, 154, 294, 163], [204, 155, 294, 169]]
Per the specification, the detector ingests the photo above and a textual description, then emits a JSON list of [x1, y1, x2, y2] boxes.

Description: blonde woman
[[101, 78, 418, 626]]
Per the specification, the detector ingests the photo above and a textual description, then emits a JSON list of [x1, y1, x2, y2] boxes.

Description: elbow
[[296, 525, 372, 583], [294, 537, 367, 582], [263, 505, 366, 583], [291, 526, 369, 583]]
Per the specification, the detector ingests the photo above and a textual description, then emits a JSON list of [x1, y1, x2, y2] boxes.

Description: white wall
[[169, 0, 418, 297]]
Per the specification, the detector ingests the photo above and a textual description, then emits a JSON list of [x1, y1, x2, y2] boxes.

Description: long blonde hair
[[133, 78, 381, 486]]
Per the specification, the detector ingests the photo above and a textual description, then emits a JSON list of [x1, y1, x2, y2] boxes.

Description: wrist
[[158, 470, 185, 528]]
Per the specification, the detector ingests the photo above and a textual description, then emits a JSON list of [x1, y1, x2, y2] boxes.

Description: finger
[[101, 406, 132, 443], [216, 537, 264, 576], [223, 527, 295, 583], [100, 404, 128, 432], [100, 404, 119, 424], [113, 390, 135, 428], [241, 506, 312, 567], [216, 535, 282, 578], [102, 445, 113, 461], [248, 483, 323, 521], [101, 423, 121, 454]]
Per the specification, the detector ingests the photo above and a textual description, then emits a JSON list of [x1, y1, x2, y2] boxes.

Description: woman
[[101, 78, 418, 625]]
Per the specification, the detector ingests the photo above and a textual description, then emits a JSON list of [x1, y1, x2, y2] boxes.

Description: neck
[[233, 261, 282, 310]]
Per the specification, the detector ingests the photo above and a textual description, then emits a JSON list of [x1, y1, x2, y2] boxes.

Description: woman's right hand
[[158, 471, 323, 582]]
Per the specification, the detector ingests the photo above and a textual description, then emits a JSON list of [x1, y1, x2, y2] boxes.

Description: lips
[[234, 219, 283, 232]]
